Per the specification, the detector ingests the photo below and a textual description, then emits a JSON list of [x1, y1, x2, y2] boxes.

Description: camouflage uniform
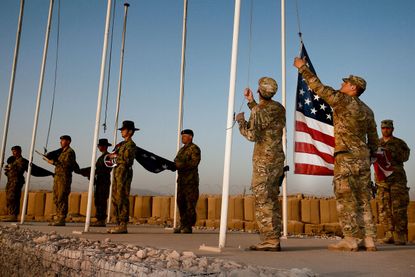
[[237, 99, 286, 241], [53, 147, 77, 221], [112, 138, 136, 224], [175, 142, 201, 230], [299, 65, 378, 239], [4, 156, 26, 216], [94, 151, 112, 221], [375, 136, 410, 237]]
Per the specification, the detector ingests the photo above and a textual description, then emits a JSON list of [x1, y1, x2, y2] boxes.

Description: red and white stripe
[[294, 111, 334, 175]]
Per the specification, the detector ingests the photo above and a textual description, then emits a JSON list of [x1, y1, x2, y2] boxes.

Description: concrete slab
[[1, 222, 414, 276]]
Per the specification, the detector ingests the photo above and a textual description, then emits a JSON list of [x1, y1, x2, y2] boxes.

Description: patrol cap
[[97, 138, 112, 147], [118, 120, 140, 131], [381, 119, 394, 128], [181, 129, 194, 137], [11, 145, 21, 151], [258, 77, 278, 99], [60, 135, 72, 142], [342, 75, 366, 92]]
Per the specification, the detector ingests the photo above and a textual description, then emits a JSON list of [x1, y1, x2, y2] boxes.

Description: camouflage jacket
[[299, 65, 378, 157], [237, 99, 286, 164], [95, 151, 112, 185], [175, 142, 201, 183], [115, 138, 136, 169], [377, 136, 410, 183], [54, 147, 77, 177], [5, 156, 26, 183]]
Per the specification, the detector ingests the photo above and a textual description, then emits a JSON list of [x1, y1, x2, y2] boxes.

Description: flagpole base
[[199, 244, 222, 253]]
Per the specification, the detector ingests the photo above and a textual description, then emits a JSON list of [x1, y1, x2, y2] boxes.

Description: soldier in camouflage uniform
[[108, 120, 137, 234], [2, 146, 26, 222], [91, 138, 113, 227], [236, 77, 286, 251], [173, 129, 201, 234], [45, 135, 78, 226], [294, 57, 378, 251], [375, 120, 410, 245]]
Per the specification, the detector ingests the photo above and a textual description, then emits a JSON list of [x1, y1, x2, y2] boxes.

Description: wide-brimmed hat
[[118, 120, 140, 131], [97, 138, 112, 147]]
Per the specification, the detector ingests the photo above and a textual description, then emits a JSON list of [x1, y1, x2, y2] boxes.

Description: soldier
[[44, 135, 78, 226], [294, 57, 378, 251], [92, 138, 113, 227], [235, 77, 285, 251], [1, 146, 26, 222], [375, 120, 410, 245], [173, 129, 201, 234], [107, 120, 137, 234]]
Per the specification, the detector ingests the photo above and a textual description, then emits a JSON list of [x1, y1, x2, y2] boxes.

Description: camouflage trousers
[[177, 181, 199, 229], [53, 175, 72, 220], [94, 177, 111, 221], [333, 153, 376, 238], [251, 162, 283, 241], [112, 165, 132, 224], [376, 182, 410, 235], [5, 180, 24, 216]]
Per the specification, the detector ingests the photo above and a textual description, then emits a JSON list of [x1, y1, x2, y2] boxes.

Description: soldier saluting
[[107, 120, 137, 234]]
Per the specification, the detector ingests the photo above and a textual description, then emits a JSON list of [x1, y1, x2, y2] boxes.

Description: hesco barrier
[[0, 190, 414, 241]]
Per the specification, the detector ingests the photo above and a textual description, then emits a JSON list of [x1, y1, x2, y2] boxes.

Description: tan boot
[[248, 239, 281, 252], [328, 237, 358, 251], [362, 237, 377, 251], [381, 231, 394, 244], [393, 232, 407, 245], [107, 222, 128, 234]]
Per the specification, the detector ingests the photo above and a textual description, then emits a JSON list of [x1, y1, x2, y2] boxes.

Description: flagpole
[[84, 0, 113, 233], [0, 0, 25, 186], [218, 0, 241, 249], [173, 0, 188, 229], [107, 2, 130, 224], [281, 0, 288, 237], [20, 0, 54, 225]]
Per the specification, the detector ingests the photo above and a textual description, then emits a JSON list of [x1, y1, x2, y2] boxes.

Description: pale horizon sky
[[0, 0, 414, 199]]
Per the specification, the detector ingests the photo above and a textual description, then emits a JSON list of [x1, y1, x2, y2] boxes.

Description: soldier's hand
[[293, 57, 306, 69], [235, 112, 245, 122], [243, 88, 254, 103], [43, 157, 54, 165]]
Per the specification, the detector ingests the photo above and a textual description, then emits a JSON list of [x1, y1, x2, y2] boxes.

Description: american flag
[[294, 44, 334, 175]]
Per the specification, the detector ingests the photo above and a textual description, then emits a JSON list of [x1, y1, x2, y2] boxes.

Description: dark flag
[[6, 156, 54, 177], [135, 146, 176, 173], [294, 44, 335, 175]]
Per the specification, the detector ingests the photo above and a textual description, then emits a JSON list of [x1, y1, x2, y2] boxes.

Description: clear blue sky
[[0, 0, 414, 198]]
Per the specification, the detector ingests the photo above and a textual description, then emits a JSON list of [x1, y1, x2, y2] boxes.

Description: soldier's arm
[[237, 109, 259, 142], [116, 143, 136, 167], [367, 116, 379, 156], [396, 139, 410, 163], [247, 100, 257, 110], [175, 145, 201, 170], [298, 65, 339, 107]]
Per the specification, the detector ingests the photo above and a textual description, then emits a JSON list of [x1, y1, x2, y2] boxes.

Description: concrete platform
[[2, 222, 415, 276]]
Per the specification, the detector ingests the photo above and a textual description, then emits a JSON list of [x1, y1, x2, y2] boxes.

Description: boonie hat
[[118, 120, 140, 131], [98, 138, 112, 147]]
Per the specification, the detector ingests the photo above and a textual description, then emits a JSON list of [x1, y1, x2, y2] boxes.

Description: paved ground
[[2, 222, 415, 276]]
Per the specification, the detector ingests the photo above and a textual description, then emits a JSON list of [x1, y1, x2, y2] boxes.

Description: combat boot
[[248, 239, 281, 252], [328, 237, 358, 251], [107, 222, 128, 234], [381, 231, 394, 244], [393, 232, 407, 245], [49, 219, 66, 226], [0, 215, 17, 222], [362, 237, 377, 251], [173, 227, 182, 234], [181, 226, 192, 234], [91, 220, 106, 227]]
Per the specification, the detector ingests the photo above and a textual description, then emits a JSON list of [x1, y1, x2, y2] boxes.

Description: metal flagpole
[[173, 0, 188, 229], [20, 0, 54, 225], [281, 0, 288, 238], [84, 0, 113, 233], [107, 2, 130, 224], [0, 0, 25, 185], [218, 0, 241, 249]]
